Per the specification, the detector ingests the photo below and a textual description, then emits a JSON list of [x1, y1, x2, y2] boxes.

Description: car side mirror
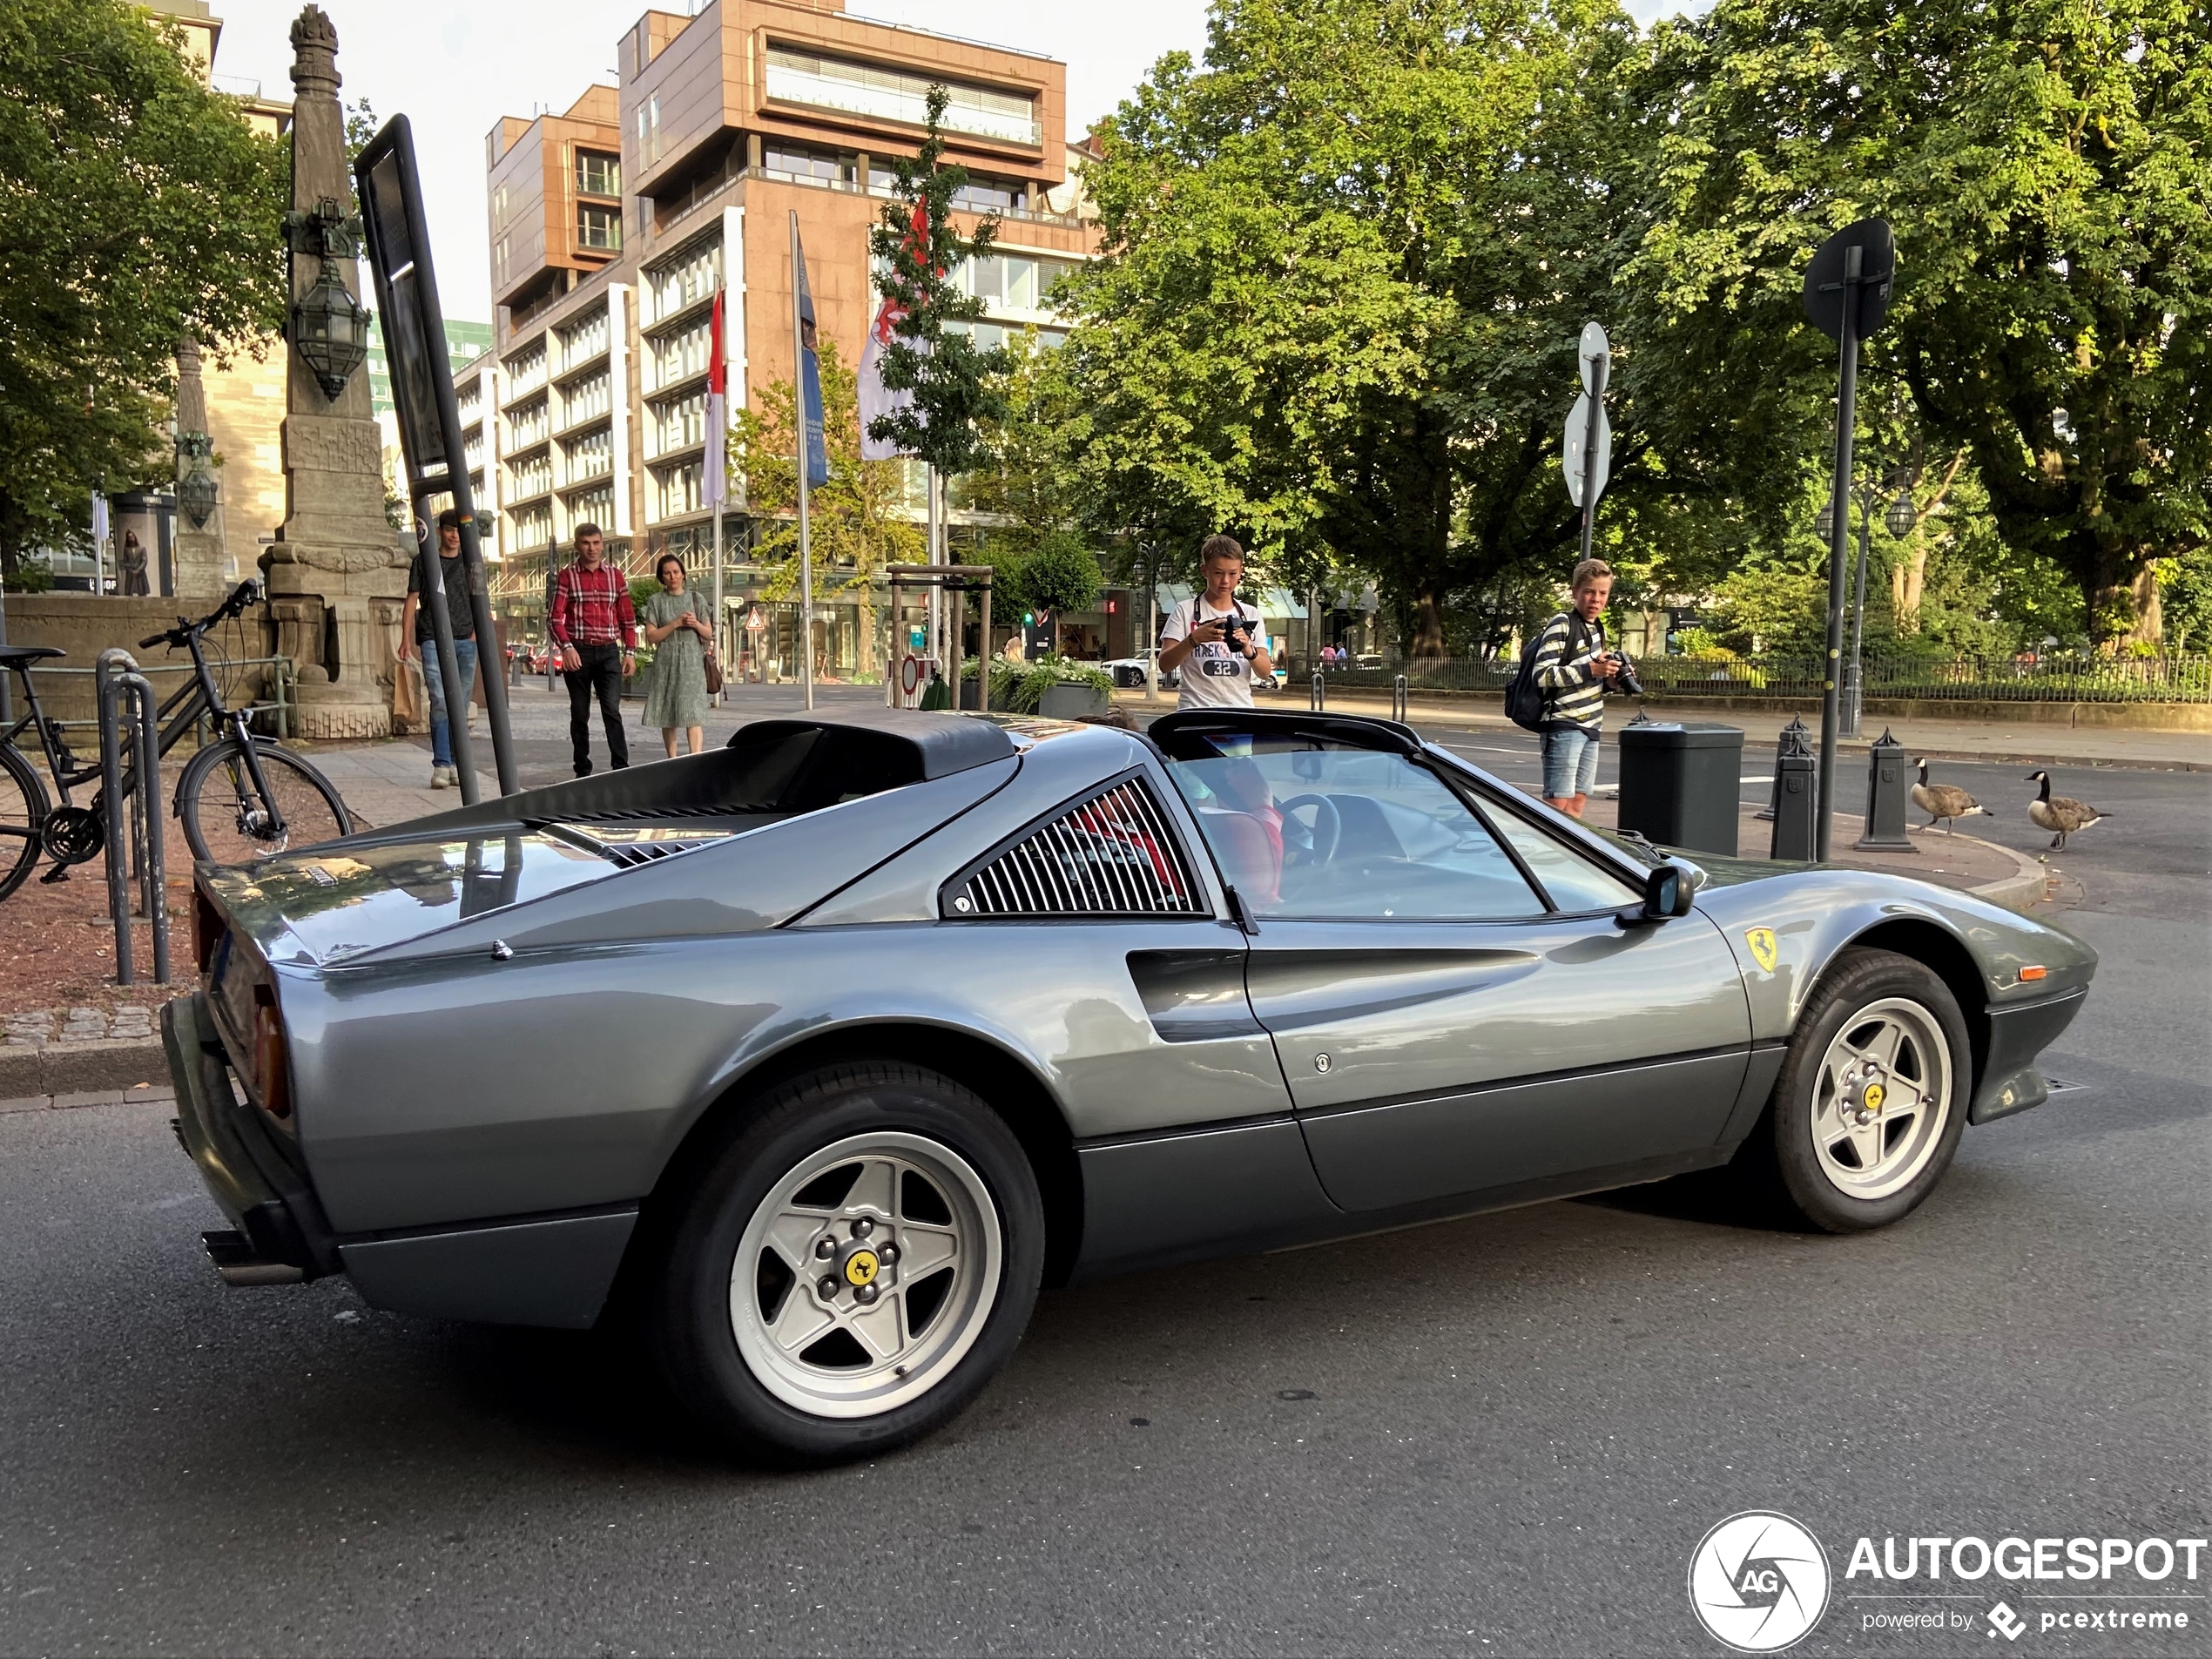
[[1622, 860, 1698, 926]]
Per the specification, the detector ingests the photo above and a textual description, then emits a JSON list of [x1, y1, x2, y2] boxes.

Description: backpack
[[1504, 612, 1585, 732]]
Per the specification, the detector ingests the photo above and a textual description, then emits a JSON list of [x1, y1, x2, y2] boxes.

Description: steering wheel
[[1278, 793, 1342, 868]]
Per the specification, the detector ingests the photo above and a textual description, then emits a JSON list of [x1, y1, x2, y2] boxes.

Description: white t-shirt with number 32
[[1161, 596, 1265, 709]]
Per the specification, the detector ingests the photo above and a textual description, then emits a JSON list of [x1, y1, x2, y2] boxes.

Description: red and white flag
[[702, 287, 728, 507], [859, 202, 928, 461]]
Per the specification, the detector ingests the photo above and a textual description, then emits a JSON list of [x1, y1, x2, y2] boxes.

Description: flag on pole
[[794, 230, 829, 489], [702, 287, 728, 508], [859, 201, 929, 461]]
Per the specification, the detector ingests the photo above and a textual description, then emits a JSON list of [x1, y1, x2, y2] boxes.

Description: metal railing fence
[[1318, 651, 2212, 705]]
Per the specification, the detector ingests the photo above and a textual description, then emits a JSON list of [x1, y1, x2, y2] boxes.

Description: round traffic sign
[[1802, 219, 1897, 342]]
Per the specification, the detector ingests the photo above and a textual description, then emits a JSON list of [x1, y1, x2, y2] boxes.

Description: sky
[[203, 0, 1704, 323]]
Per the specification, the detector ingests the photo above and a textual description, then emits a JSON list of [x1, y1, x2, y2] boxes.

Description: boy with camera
[[1159, 535, 1274, 710], [1532, 558, 1631, 819]]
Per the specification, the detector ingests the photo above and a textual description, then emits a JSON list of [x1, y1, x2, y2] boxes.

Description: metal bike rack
[[95, 651, 169, 987], [1393, 673, 1408, 723], [1310, 671, 1326, 712]]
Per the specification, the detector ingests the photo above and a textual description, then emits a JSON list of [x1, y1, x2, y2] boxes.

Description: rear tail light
[[251, 986, 293, 1120]]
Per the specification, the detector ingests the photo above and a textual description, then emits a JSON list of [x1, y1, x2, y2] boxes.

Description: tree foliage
[[1640, 0, 2211, 645], [867, 85, 1015, 475], [0, 0, 287, 570]]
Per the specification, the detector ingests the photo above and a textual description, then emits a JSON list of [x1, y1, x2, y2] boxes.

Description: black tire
[[176, 738, 351, 865], [0, 742, 48, 900], [647, 1062, 1045, 1467], [1741, 947, 1972, 1233]]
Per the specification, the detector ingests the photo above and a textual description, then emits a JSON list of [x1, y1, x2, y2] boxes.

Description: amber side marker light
[[2019, 965, 2048, 982], [251, 985, 293, 1120]]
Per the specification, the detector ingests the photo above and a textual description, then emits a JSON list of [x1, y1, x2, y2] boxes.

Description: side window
[[1484, 808, 1645, 913], [1161, 738, 1545, 921], [944, 775, 1204, 919]]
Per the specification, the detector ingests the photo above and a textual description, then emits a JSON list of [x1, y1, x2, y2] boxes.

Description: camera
[[1217, 614, 1250, 654], [1612, 653, 1644, 698]]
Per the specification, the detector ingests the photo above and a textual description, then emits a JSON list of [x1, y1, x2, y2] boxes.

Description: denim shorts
[[1541, 725, 1602, 798]]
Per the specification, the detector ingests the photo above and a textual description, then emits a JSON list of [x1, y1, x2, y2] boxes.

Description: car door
[[1157, 732, 1752, 1212]]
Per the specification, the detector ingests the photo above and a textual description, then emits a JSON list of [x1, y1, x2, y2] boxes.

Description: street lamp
[[174, 430, 218, 529], [287, 197, 372, 401], [1885, 489, 1917, 540]]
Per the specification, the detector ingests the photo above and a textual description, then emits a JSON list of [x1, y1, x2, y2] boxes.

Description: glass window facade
[[576, 149, 620, 197], [764, 47, 1040, 146]]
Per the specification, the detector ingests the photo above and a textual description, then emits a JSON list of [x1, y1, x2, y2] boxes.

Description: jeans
[[1541, 725, 1602, 798], [421, 636, 478, 770], [563, 642, 630, 776]]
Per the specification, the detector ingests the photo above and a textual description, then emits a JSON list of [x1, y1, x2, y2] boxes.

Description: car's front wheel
[[1749, 948, 1971, 1232], [649, 1063, 1043, 1465]]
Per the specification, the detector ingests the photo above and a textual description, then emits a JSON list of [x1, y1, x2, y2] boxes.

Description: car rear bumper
[[164, 993, 335, 1284]]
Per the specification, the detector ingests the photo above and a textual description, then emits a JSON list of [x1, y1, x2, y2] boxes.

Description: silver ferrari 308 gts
[[167, 707, 2094, 1463]]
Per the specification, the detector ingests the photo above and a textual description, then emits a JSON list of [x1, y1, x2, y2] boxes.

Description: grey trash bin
[[1616, 719, 1744, 857]]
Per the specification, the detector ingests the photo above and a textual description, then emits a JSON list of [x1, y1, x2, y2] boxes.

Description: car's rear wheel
[[648, 1063, 1043, 1465], [1748, 948, 1970, 1232]]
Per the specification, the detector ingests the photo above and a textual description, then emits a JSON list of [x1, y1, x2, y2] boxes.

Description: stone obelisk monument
[[171, 336, 226, 603], [260, 4, 405, 740]]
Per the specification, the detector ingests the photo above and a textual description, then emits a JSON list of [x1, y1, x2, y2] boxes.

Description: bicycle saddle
[[0, 644, 64, 667]]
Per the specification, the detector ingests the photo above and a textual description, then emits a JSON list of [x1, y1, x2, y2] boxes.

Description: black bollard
[[1770, 729, 1817, 861], [1757, 717, 1811, 822], [1854, 726, 1918, 851]]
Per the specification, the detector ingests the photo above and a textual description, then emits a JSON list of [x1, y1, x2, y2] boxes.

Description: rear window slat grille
[[948, 778, 1202, 919]]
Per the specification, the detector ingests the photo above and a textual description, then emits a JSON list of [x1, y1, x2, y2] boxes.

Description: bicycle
[[0, 579, 353, 900]]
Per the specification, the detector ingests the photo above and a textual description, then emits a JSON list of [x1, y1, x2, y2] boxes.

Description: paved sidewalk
[[309, 741, 497, 832], [1119, 689, 2212, 771]]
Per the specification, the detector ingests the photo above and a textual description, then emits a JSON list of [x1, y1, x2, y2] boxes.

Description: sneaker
[[429, 765, 452, 789]]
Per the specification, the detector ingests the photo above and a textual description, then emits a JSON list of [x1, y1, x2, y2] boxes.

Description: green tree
[[0, 0, 287, 575], [1057, 0, 1686, 658], [1637, 0, 2211, 646], [736, 336, 923, 678], [866, 85, 1015, 477]]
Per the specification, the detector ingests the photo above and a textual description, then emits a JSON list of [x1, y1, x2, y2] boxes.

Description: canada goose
[[1910, 759, 1984, 833], [2025, 771, 2108, 849]]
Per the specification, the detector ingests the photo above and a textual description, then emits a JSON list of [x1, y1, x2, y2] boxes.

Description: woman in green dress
[[641, 553, 713, 755]]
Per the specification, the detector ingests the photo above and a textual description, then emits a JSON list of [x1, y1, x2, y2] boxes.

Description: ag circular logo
[[1688, 1511, 1831, 1652]]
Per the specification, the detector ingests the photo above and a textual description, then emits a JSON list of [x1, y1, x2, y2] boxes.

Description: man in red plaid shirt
[[549, 523, 637, 776]]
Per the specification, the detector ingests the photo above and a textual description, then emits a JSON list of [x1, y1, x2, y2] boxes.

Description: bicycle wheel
[[0, 742, 49, 900], [177, 739, 352, 865]]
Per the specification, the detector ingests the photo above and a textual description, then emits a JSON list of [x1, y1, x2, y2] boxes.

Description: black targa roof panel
[[730, 708, 1019, 785]]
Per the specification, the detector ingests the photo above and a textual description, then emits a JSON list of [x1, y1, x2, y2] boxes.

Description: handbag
[[392, 655, 426, 730], [705, 651, 724, 696]]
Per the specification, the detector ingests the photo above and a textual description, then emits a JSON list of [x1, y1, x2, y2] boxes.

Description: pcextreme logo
[[1689, 1511, 1833, 1652]]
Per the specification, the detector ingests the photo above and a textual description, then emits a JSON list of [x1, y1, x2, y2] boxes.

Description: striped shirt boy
[[1530, 610, 1608, 732]]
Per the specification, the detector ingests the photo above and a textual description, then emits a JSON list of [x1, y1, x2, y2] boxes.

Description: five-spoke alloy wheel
[[649, 1063, 1043, 1466], [1752, 948, 1971, 1232]]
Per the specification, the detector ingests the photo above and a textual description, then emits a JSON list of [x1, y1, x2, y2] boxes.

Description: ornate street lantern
[[287, 196, 372, 401], [175, 430, 219, 528], [1885, 489, 1918, 539], [1815, 500, 1836, 543]]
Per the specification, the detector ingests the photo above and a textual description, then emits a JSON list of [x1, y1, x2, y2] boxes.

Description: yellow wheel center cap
[[843, 1248, 880, 1287], [1863, 1082, 1886, 1114]]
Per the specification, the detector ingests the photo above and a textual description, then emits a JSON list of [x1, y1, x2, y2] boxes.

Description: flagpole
[[790, 211, 814, 713], [704, 284, 728, 704]]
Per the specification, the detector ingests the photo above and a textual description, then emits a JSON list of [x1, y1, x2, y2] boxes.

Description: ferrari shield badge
[[1744, 927, 1779, 974]]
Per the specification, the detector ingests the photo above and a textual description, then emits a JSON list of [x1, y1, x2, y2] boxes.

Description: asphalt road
[[3, 698, 2204, 1655]]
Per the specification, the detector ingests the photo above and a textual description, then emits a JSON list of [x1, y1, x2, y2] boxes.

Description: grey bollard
[[1393, 673, 1407, 723], [1757, 716, 1811, 821], [1770, 736, 1817, 862], [1310, 671, 1325, 712], [1854, 726, 1918, 852]]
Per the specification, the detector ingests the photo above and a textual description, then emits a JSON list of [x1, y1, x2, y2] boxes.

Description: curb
[[1945, 830, 2056, 912], [0, 1036, 171, 1101]]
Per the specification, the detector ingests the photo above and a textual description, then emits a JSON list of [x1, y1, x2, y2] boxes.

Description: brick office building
[[462, 0, 1098, 677]]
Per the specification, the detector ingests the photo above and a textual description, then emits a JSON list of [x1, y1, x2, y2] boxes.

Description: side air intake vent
[[945, 775, 1203, 919]]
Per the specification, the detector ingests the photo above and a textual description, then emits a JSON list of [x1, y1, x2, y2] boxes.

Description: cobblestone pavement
[[4, 1004, 160, 1047]]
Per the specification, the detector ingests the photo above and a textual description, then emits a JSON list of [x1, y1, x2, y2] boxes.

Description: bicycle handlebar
[[140, 580, 263, 651]]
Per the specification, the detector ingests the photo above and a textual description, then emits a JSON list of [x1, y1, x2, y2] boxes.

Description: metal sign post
[[887, 565, 994, 712], [1802, 218, 1896, 862], [353, 115, 517, 803], [1563, 321, 1613, 557]]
